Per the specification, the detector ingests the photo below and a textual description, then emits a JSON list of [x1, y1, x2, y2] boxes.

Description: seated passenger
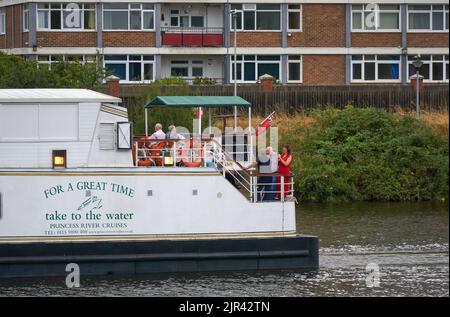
[[149, 123, 166, 142], [167, 125, 185, 140]]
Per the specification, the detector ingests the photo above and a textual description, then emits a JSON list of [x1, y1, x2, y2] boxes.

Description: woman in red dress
[[277, 144, 293, 200]]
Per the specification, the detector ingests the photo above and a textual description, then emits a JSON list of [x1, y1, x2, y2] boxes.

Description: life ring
[[182, 161, 203, 168], [181, 138, 204, 167], [137, 159, 153, 167]]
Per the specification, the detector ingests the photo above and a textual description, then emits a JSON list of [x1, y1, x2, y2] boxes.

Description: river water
[[0, 202, 448, 297]]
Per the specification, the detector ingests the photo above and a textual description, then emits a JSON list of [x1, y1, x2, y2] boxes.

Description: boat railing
[[133, 137, 295, 203], [209, 139, 295, 203], [134, 138, 214, 168]]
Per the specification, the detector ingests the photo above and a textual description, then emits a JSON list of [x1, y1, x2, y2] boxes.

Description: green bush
[[287, 107, 449, 202], [0, 52, 105, 89], [193, 77, 217, 85]]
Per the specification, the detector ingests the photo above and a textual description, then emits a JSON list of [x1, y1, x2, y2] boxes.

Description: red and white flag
[[256, 111, 275, 136]]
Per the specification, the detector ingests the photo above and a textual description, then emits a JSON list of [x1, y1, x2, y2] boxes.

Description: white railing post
[[135, 141, 138, 166], [249, 175, 253, 202], [290, 175, 294, 198], [203, 141, 207, 167], [173, 142, 177, 166], [253, 176, 258, 203]]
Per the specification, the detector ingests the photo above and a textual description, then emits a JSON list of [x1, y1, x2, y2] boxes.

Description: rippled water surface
[[0, 201, 448, 297]]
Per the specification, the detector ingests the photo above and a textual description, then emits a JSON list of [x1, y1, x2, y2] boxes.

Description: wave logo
[[365, 262, 380, 288], [64, 3, 82, 29]]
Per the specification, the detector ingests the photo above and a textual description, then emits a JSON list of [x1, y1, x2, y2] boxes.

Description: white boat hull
[[0, 168, 296, 242]]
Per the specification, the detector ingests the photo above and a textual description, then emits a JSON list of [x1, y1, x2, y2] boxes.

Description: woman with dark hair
[[277, 144, 293, 200]]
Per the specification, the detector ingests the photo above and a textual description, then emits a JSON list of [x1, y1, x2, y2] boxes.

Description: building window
[[0, 8, 5, 35], [288, 4, 302, 31], [231, 4, 281, 31], [288, 55, 302, 82], [408, 55, 449, 82], [104, 55, 155, 82], [170, 60, 204, 78], [37, 55, 97, 69], [351, 55, 401, 82], [23, 4, 29, 32], [103, 3, 154, 30], [408, 5, 449, 31], [231, 55, 280, 82], [169, 10, 204, 28], [351, 4, 400, 31], [37, 3, 96, 30]]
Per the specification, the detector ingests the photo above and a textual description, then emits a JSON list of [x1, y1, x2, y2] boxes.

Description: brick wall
[[302, 55, 345, 85], [0, 35, 5, 49], [103, 32, 156, 47], [235, 32, 282, 47], [288, 4, 345, 47], [407, 33, 449, 48], [5, 5, 13, 48], [1, 4, 28, 49], [351, 33, 402, 47], [22, 32, 28, 47], [37, 32, 97, 47]]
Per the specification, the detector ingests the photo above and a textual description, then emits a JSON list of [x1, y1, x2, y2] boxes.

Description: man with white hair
[[150, 123, 166, 140], [247, 146, 278, 201]]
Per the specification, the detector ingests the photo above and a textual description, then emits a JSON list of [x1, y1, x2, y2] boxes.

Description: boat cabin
[[0, 89, 132, 168]]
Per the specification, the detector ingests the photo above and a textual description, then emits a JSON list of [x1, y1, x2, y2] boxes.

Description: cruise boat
[[0, 89, 318, 278]]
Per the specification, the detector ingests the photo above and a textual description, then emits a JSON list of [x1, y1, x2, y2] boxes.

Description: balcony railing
[[161, 27, 224, 47]]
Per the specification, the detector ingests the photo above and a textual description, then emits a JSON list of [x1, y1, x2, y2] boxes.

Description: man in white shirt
[[150, 123, 166, 141], [247, 147, 278, 201]]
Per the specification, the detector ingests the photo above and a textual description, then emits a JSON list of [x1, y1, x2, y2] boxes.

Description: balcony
[[161, 27, 224, 47]]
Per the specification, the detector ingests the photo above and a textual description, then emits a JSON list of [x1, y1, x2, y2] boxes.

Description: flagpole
[[258, 111, 276, 126]]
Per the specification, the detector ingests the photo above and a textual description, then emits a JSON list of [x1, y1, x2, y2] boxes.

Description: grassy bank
[[234, 108, 449, 202]]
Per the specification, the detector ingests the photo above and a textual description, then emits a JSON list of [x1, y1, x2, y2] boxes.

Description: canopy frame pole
[[208, 108, 212, 135], [248, 106, 253, 162], [145, 108, 149, 137], [198, 107, 202, 138], [232, 9, 238, 132]]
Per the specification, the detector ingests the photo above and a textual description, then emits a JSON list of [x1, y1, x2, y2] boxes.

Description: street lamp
[[230, 9, 238, 131], [412, 55, 423, 119]]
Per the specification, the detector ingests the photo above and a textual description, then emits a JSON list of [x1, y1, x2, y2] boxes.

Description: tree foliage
[[0, 52, 105, 89]]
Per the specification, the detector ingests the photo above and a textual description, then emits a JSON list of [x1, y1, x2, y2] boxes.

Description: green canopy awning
[[145, 96, 251, 108]]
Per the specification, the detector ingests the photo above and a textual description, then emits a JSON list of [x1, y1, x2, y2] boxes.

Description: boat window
[[99, 123, 115, 150]]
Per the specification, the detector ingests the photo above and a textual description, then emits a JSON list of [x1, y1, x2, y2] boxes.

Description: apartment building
[[0, 0, 449, 85]]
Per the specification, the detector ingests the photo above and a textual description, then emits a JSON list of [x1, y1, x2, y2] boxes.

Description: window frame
[[0, 8, 6, 35], [407, 5, 449, 32], [231, 55, 282, 83], [104, 55, 155, 83], [170, 60, 205, 79], [23, 4, 29, 32], [351, 4, 401, 32], [169, 9, 204, 28], [36, 3, 97, 32], [102, 3, 155, 31], [351, 55, 402, 83], [287, 4, 302, 32], [230, 4, 281, 32], [37, 55, 97, 69], [407, 55, 449, 83], [287, 55, 303, 83]]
